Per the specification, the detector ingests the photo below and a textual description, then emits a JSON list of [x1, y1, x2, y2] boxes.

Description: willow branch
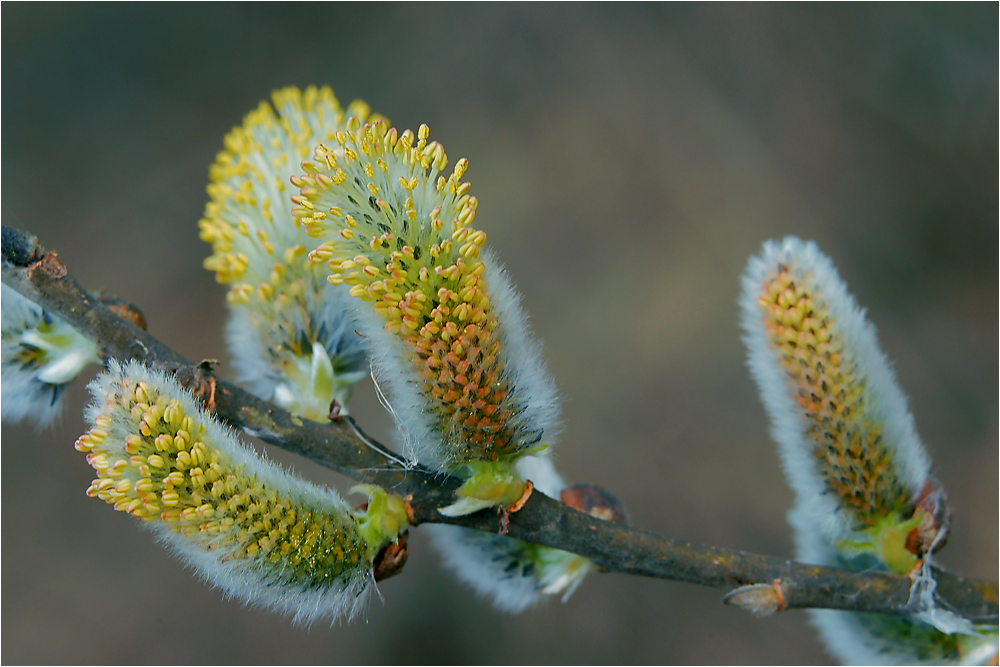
[[3, 226, 996, 623]]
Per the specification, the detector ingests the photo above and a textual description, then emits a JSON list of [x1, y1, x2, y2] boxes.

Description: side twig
[[3, 225, 996, 622]]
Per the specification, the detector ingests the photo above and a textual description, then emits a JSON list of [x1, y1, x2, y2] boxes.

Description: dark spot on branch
[[2, 226, 43, 266]]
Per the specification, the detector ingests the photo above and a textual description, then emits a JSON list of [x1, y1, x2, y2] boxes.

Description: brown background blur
[[3, 4, 997, 664]]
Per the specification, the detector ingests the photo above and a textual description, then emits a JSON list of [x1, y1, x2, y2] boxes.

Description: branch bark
[[3, 225, 997, 623]]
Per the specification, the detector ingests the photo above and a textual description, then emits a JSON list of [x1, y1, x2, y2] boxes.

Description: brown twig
[[2, 225, 997, 623]]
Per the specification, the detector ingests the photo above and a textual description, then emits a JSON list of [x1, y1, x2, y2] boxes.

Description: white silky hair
[[427, 454, 575, 613], [313, 283, 369, 374], [224, 307, 277, 399], [739, 236, 930, 544], [2, 284, 97, 426], [154, 527, 373, 626], [426, 523, 548, 614], [87, 360, 375, 625], [224, 281, 369, 405], [363, 248, 562, 472], [361, 308, 436, 468], [480, 249, 563, 455]]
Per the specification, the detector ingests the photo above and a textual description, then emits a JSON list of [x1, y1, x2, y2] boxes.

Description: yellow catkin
[[756, 262, 907, 525], [292, 121, 528, 469], [76, 362, 374, 600], [197, 86, 374, 421]]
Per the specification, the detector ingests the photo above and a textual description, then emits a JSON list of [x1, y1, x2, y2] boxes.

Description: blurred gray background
[[3, 4, 997, 664]]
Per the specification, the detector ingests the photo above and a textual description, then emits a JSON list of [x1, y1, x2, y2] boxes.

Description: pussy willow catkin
[[199, 86, 370, 421], [293, 118, 559, 515], [76, 360, 406, 624], [740, 237, 996, 665], [741, 237, 941, 571], [2, 284, 99, 426]]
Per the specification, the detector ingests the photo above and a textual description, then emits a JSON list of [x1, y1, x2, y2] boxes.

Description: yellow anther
[[400, 129, 414, 149], [432, 143, 447, 171], [154, 433, 174, 452], [163, 403, 182, 427], [164, 471, 185, 487], [175, 451, 193, 469]]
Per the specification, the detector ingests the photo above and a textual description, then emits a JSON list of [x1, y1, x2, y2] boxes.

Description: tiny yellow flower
[[200, 86, 374, 293]]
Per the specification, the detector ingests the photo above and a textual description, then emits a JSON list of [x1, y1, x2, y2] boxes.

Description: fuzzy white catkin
[[293, 120, 562, 477], [740, 237, 998, 665], [740, 236, 930, 547], [78, 360, 386, 625], [225, 282, 368, 410], [2, 284, 99, 426], [200, 86, 372, 421]]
